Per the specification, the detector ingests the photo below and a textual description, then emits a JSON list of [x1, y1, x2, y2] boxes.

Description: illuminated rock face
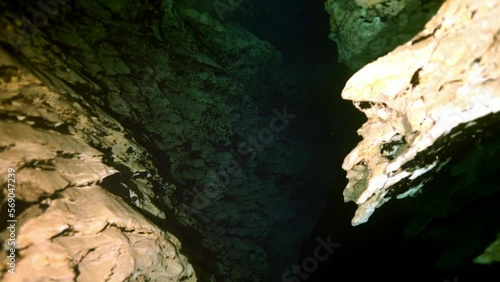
[[0, 54, 196, 282], [340, 0, 500, 226]]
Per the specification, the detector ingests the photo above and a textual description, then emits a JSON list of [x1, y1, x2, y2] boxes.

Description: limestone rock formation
[[3, 0, 498, 279], [0, 51, 196, 281], [340, 0, 500, 227], [0, 0, 326, 280], [325, 0, 443, 71]]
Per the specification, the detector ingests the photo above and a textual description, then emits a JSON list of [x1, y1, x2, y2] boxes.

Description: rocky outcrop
[[0, 51, 196, 281], [325, 0, 443, 71], [340, 0, 500, 226], [338, 0, 500, 270]]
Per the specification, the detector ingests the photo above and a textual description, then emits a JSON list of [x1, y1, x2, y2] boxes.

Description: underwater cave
[[0, 0, 499, 281]]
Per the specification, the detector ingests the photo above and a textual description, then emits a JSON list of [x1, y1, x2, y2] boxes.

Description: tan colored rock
[[0, 49, 169, 219], [1, 186, 195, 282], [0, 51, 196, 281], [341, 0, 500, 225]]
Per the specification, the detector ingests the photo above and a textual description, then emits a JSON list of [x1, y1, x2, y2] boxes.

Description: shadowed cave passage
[[226, 1, 500, 281], [217, 0, 365, 279], [195, 0, 467, 280], [2, 0, 499, 281]]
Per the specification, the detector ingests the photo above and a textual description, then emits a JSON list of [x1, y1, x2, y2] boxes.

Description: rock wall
[[340, 0, 500, 264], [3, 0, 498, 279], [0, 0, 326, 280], [325, 0, 444, 71], [0, 50, 196, 282]]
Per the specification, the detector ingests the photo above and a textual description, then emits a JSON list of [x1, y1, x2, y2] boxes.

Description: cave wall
[[325, 0, 444, 71], [0, 0, 327, 280], [339, 0, 500, 267], [1, 0, 499, 280], [0, 49, 196, 282]]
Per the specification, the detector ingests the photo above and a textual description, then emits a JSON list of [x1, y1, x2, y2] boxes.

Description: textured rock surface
[[0, 51, 196, 281], [0, 0, 327, 280], [340, 0, 500, 226], [325, 0, 443, 71]]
